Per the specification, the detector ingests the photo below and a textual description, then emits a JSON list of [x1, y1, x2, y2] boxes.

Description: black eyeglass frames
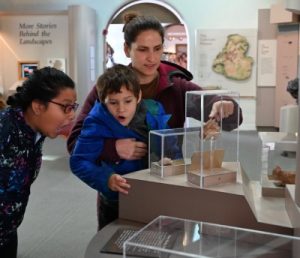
[[49, 100, 79, 114]]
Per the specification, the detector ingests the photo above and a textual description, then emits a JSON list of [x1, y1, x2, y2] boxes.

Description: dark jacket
[[70, 99, 171, 200], [67, 61, 243, 161], [0, 108, 45, 246]]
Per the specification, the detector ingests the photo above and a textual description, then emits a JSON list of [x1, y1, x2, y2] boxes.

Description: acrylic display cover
[[260, 132, 297, 197], [124, 215, 300, 258], [184, 90, 240, 188]]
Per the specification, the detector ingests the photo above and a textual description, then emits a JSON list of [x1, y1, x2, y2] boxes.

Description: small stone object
[[270, 165, 296, 185], [158, 157, 173, 166]]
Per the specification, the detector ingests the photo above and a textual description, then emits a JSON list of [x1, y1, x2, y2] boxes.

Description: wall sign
[[257, 40, 277, 87]]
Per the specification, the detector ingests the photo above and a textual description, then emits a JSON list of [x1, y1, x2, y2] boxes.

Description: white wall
[[0, 0, 281, 74], [0, 0, 282, 129], [0, 14, 68, 95]]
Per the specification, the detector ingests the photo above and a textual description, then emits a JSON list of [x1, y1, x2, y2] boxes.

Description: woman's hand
[[116, 138, 147, 160], [209, 100, 234, 121], [108, 174, 131, 194]]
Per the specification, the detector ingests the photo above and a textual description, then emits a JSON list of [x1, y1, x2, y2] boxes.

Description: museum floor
[[18, 137, 96, 258]]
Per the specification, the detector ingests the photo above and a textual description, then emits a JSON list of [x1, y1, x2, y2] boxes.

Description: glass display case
[[123, 215, 300, 258], [259, 132, 297, 197], [149, 128, 188, 177], [184, 90, 240, 188]]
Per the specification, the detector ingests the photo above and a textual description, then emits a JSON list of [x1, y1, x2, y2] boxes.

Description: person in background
[[0, 67, 78, 258], [287, 77, 299, 103], [70, 64, 171, 229], [67, 13, 243, 229], [105, 42, 116, 68], [176, 52, 188, 69], [0, 94, 6, 110]]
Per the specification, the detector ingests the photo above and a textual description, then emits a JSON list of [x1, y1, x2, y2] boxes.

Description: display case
[[184, 90, 240, 188], [149, 128, 188, 177], [259, 132, 297, 197], [123, 215, 299, 258]]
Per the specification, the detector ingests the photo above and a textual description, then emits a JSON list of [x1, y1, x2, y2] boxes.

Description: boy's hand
[[209, 100, 234, 121], [108, 174, 131, 194], [116, 138, 147, 160]]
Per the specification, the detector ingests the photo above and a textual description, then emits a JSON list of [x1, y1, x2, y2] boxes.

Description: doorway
[[103, 0, 188, 70]]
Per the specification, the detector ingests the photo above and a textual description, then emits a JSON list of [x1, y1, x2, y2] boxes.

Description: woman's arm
[[178, 78, 243, 130]]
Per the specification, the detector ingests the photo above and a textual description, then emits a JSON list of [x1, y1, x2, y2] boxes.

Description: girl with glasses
[[0, 67, 77, 258]]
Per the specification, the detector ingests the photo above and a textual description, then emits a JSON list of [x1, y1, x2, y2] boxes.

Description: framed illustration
[[18, 61, 39, 80], [195, 29, 257, 97]]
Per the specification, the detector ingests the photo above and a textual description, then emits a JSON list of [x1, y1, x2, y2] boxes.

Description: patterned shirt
[[0, 108, 45, 246]]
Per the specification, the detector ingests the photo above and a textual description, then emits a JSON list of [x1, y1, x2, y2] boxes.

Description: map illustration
[[212, 34, 254, 80]]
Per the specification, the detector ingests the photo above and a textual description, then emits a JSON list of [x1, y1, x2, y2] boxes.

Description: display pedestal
[[285, 185, 300, 257], [119, 166, 293, 235], [285, 185, 300, 230]]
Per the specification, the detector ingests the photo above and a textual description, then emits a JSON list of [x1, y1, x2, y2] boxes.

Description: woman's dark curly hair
[[7, 67, 75, 110]]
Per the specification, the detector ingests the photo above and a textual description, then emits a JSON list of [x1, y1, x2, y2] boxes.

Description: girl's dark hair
[[96, 64, 140, 102], [7, 67, 75, 110], [123, 12, 164, 46]]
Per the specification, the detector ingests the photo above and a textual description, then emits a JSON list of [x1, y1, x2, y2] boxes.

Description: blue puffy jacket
[[70, 99, 172, 200]]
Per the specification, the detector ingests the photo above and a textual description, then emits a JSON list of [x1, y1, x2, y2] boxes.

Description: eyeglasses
[[49, 100, 79, 114]]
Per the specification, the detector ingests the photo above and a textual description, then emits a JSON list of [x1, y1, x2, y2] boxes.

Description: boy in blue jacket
[[70, 64, 171, 229]]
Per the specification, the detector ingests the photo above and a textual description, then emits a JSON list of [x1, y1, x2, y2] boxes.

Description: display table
[[85, 132, 299, 257], [85, 214, 297, 258]]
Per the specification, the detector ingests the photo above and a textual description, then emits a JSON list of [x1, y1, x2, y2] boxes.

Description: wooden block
[[150, 159, 185, 177], [190, 149, 224, 170], [187, 169, 237, 187], [261, 174, 285, 197]]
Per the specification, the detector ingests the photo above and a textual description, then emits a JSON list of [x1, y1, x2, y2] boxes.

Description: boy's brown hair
[[96, 64, 140, 102]]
